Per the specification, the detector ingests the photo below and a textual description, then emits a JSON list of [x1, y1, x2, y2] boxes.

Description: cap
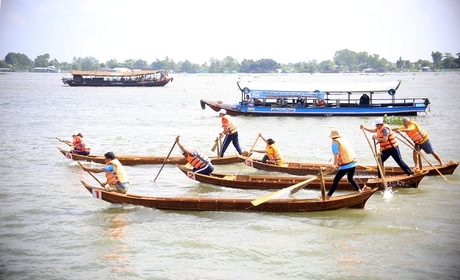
[[267, 138, 275, 144], [219, 109, 227, 115], [72, 132, 79, 136], [328, 130, 341, 138], [374, 118, 384, 125]]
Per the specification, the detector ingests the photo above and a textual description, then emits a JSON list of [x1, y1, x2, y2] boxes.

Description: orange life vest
[[266, 144, 283, 165], [333, 137, 356, 166], [73, 136, 90, 151], [105, 159, 129, 185], [404, 121, 428, 145], [376, 124, 398, 151], [186, 151, 211, 169], [221, 115, 237, 135]]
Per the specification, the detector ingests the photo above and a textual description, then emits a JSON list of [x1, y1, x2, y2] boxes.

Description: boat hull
[[201, 99, 427, 117], [81, 181, 378, 212], [62, 77, 172, 87], [244, 157, 458, 177], [57, 146, 242, 165], [176, 165, 428, 190]]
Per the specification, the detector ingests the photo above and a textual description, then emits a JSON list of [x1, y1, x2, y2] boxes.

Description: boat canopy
[[238, 80, 401, 95], [71, 70, 161, 77], [247, 88, 325, 99]]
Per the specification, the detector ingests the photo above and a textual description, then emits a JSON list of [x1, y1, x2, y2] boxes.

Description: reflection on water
[[100, 212, 131, 274]]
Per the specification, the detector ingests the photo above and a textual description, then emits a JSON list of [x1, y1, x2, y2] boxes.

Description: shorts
[[106, 184, 128, 194], [415, 139, 434, 154]]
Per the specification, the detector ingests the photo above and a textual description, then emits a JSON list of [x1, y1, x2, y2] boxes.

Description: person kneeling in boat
[[176, 136, 214, 175], [392, 117, 444, 168], [71, 132, 91, 156], [325, 130, 361, 200], [81, 152, 129, 194], [251, 134, 283, 166]]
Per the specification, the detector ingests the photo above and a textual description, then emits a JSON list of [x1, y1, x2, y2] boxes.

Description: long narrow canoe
[[242, 157, 458, 177], [176, 165, 428, 190], [57, 146, 243, 166], [81, 181, 378, 212]]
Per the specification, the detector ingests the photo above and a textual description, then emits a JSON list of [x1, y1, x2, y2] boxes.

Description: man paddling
[[218, 109, 243, 157], [361, 117, 413, 177], [392, 117, 444, 168], [325, 129, 361, 200], [176, 136, 214, 175], [81, 152, 129, 194]]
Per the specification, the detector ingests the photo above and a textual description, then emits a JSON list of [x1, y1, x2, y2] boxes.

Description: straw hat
[[328, 130, 341, 138], [218, 109, 227, 115]]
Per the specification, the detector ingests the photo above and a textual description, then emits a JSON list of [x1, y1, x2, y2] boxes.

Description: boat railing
[[240, 96, 429, 108]]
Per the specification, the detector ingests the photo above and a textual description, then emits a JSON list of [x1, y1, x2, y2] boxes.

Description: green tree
[[5, 52, 33, 70], [134, 59, 148, 70], [208, 57, 223, 73], [333, 49, 358, 72], [442, 52, 455, 69], [34, 53, 50, 67], [431, 51, 442, 69], [106, 58, 122, 69], [123, 59, 135, 70], [318, 60, 336, 72], [222, 56, 239, 72]]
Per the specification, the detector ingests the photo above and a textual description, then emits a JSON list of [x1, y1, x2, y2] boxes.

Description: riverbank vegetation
[[0, 49, 458, 73]]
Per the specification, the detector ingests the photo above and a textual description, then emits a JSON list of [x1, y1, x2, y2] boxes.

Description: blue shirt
[[332, 141, 357, 170], [103, 164, 128, 188]]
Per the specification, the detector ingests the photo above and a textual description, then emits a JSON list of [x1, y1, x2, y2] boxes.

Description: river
[[0, 71, 459, 279]]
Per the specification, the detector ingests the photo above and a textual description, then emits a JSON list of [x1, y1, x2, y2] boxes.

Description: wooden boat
[[81, 181, 378, 212], [243, 157, 459, 177], [57, 146, 243, 166], [176, 164, 429, 190], [62, 70, 173, 87], [200, 80, 430, 116]]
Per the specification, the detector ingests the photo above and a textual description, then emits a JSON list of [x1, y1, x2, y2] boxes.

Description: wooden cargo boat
[[176, 165, 428, 190], [200, 80, 430, 116], [81, 181, 378, 212], [57, 146, 242, 166], [62, 70, 173, 87], [243, 157, 458, 177]]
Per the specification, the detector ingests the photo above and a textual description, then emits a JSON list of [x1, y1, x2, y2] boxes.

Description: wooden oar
[[361, 128, 387, 191], [153, 138, 178, 182], [251, 168, 335, 206], [319, 168, 326, 201], [235, 134, 260, 175], [211, 136, 219, 153], [56, 137, 72, 147], [78, 162, 104, 187], [395, 132, 449, 181]]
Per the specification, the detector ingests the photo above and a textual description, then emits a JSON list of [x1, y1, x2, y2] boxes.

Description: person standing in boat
[[81, 152, 129, 194], [71, 132, 91, 156], [176, 136, 214, 175], [251, 134, 283, 166], [360, 118, 413, 177], [325, 130, 361, 200], [218, 109, 243, 157], [392, 117, 444, 168]]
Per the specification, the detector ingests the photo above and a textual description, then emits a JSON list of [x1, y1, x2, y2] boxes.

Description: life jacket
[[186, 150, 211, 169], [73, 136, 91, 151], [222, 115, 237, 135], [105, 159, 129, 185], [333, 137, 356, 166], [376, 124, 398, 151], [405, 121, 428, 145], [266, 144, 283, 165]]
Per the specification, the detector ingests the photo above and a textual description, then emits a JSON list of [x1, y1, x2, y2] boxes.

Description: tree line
[[1, 49, 459, 73]]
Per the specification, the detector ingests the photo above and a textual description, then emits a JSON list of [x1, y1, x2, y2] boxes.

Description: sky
[[0, 0, 459, 65]]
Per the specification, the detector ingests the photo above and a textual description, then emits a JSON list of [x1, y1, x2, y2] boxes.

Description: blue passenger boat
[[200, 80, 430, 116]]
